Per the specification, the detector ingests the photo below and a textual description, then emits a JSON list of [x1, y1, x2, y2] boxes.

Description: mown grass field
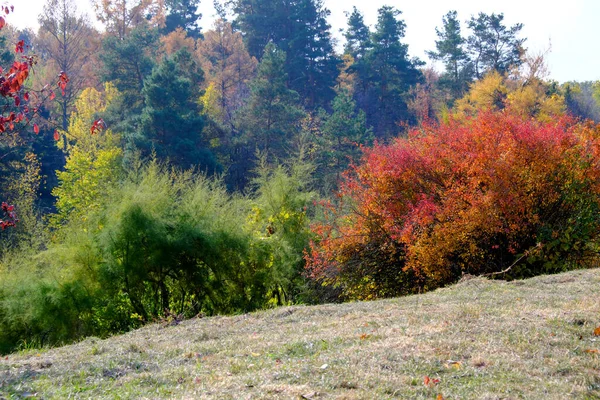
[[1, 268, 600, 399]]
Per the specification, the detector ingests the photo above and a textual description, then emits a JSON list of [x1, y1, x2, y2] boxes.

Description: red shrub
[[306, 112, 600, 300]]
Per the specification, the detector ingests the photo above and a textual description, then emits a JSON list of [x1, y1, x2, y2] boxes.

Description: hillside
[[1, 268, 600, 399]]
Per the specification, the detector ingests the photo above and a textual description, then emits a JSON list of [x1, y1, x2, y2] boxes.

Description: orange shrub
[[306, 112, 600, 300]]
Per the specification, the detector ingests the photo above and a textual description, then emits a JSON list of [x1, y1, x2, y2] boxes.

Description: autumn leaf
[[0, 16, 5, 30], [53, 130, 60, 141], [437, 395, 445, 400], [33, 123, 39, 134], [424, 376, 440, 387], [584, 349, 599, 354], [594, 326, 600, 336]]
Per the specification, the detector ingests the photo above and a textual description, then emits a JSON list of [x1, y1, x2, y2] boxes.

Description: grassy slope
[[1, 269, 600, 399]]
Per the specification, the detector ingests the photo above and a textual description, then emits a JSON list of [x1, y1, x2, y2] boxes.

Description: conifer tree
[[428, 10, 472, 99]]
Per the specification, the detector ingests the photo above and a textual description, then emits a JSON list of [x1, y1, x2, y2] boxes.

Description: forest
[[0, 0, 600, 354]]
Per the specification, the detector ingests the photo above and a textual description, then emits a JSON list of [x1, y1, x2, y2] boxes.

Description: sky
[[9, 0, 600, 83]]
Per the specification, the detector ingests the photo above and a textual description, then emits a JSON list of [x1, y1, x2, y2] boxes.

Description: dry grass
[[2, 268, 600, 399]]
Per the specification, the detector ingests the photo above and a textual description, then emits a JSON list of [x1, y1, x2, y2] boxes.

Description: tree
[[231, 0, 339, 109], [163, 0, 202, 39], [37, 0, 100, 131], [137, 49, 216, 171], [428, 10, 471, 99], [51, 84, 123, 227], [343, 6, 370, 60], [0, 4, 69, 232], [197, 19, 257, 131], [238, 43, 305, 159], [314, 90, 372, 191], [467, 12, 526, 79], [349, 6, 422, 138], [99, 25, 159, 134], [93, 0, 165, 39]]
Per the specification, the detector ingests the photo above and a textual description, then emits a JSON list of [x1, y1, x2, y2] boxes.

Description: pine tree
[[427, 10, 472, 99], [238, 43, 305, 159], [137, 49, 217, 171], [349, 6, 422, 138], [163, 0, 202, 39], [231, 0, 339, 109], [467, 12, 526, 79]]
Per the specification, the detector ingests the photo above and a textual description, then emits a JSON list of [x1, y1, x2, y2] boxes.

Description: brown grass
[[1, 268, 600, 399]]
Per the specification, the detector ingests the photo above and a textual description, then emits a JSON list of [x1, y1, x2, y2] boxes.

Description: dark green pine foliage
[[239, 43, 305, 160], [316, 91, 372, 191], [343, 6, 371, 60], [163, 0, 203, 39], [232, 0, 339, 109], [138, 49, 217, 172], [100, 25, 160, 133], [467, 12, 526, 79], [428, 10, 472, 99], [348, 6, 422, 139]]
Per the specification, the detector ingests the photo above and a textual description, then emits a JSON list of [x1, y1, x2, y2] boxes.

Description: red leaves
[[33, 123, 39, 134], [57, 71, 69, 96], [423, 376, 440, 387], [0, 202, 17, 230], [594, 326, 600, 336], [15, 40, 24, 54], [53, 130, 60, 141], [90, 118, 106, 135], [306, 112, 600, 298], [0, 16, 5, 30]]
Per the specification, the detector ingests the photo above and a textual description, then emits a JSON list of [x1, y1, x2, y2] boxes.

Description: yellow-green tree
[[51, 84, 123, 226]]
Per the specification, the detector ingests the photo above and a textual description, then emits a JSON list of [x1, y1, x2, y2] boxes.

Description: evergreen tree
[[137, 49, 217, 171], [163, 0, 202, 39], [343, 6, 371, 60], [100, 25, 160, 133], [231, 0, 339, 109], [316, 91, 372, 191], [238, 43, 305, 160], [427, 10, 472, 99], [467, 12, 526, 79], [349, 6, 422, 138]]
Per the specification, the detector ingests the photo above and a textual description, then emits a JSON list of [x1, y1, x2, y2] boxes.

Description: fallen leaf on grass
[[360, 333, 371, 340], [594, 326, 600, 336], [437, 395, 445, 400], [424, 376, 440, 387], [584, 349, 599, 354], [444, 360, 462, 369]]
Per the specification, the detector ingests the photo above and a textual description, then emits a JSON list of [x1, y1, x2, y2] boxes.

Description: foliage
[[163, 0, 202, 39], [231, 0, 339, 109], [0, 154, 316, 352], [306, 112, 600, 300], [467, 12, 526, 79], [137, 48, 216, 171], [51, 84, 123, 226], [427, 10, 472, 99], [237, 42, 305, 160], [344, 6, 422, 138]]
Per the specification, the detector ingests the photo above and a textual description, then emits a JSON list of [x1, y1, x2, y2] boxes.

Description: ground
[[1, 268, 600, 399]]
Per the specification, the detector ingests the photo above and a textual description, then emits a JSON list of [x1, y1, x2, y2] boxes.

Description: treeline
[[1, 0, 600, 353]]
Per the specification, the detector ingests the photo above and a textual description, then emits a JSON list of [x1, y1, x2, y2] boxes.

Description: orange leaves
[[423, 375, 440, 387], [57, 71, 69, 96], [33, 123, 39, 134], [53, 130, 60, 141], [306, 111, 600, 299], [594, 326, 600, 336]]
